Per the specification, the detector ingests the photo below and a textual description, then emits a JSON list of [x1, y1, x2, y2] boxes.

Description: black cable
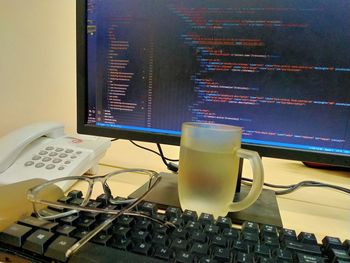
[[119, 139, 350, 195], [242, 177, 350, 195], [129, 140, 179, 162], [156, 143, 170, 167], [156, 143, 179, 172], [111, 138, 119, 142]]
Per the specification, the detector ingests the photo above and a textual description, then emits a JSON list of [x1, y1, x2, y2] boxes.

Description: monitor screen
[[77, 0, 350, 167]]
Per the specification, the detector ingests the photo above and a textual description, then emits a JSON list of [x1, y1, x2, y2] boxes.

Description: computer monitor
[[77, 0, 350, 168]]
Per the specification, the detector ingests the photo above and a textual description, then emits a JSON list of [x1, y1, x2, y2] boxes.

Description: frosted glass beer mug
[[178, 122, 264, 218]]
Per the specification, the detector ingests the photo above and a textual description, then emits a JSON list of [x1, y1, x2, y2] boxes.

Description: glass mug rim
[[183, 122, 242, 132]]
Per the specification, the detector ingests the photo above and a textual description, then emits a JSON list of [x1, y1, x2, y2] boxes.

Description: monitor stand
[[129, 172, 283, 227]]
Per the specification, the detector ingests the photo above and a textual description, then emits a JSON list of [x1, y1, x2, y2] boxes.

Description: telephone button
[[49, 152, 58, 157], [53, 158, 62, 164], [39, 150, 48, 155], [32, 155, 41, 160], [25, 161, 34, 167], [46, 164, 56, 170], [64, 161, 71, 165], [59, 153, 68, 158], [35, 163, 45, 168], [58, 166, 65, 171], [55, 148, 64, 152], [65, 149, 74, 153], [45, 146, 54, 151], [42, 157, 52, 162]]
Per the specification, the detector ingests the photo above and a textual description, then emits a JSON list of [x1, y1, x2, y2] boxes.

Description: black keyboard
[[1, 192, 350, 263]]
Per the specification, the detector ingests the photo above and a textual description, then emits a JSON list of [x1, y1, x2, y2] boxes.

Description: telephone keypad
[[25, 146, 85, 171]]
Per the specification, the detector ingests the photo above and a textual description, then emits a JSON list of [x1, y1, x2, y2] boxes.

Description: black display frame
[[76, 0, 350, 168]]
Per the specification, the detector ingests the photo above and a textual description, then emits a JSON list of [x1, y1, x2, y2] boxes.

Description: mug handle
[[228, 148, 264, 212]]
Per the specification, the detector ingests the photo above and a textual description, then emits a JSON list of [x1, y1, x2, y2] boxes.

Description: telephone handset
[[0, 122, 111, 190]]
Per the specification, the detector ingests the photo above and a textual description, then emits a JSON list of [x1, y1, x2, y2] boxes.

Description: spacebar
[[68, 242, 165, 263]]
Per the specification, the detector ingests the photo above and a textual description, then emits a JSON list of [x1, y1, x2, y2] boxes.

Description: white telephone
[[0, 122, 111, 190]]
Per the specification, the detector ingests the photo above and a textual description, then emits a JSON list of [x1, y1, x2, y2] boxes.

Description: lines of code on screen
[[86, 0, 350, 154]]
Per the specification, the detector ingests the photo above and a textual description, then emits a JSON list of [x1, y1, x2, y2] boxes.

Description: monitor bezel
[[76, 0, 350, 168]]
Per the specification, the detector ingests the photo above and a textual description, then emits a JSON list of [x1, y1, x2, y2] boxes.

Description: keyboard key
[[171, 238, 189, 252], [165, 207, 182, 219], [154, 247, 173, 261], [91, 232, 113, 245], [198, 213, 214, 226], [119, 215, 135, 227], [113, 225, 131, 240], [175, 250, 194, 263], [22, 229, 55, 254], [216, 216, 232, 230], [236, 252, 255, 263], [275, 248, 293, 262], [191, 230, 208, 243], [18, 216, 58, 231], [343, 240, 350, 254], [44, 235, 77, 262], [172, 227, 189, 239], [113, 238, 133, 250], [0, 223, 32, 247], [280, 228, 297, 242], [199, 257, 219, 263], [284, 240, 322, 255], [328, 248, 350, 262], [135, 218, 153, 231], [232, 240, 251, 253], [297, 253, 326, 263], [67, 190, 83, 199], [261, 225, 278, 238], [298, 232, 318, 245], [141, 202, 158, 216], [131, 229, 151, 243], [204, 224, 219, 237], [322, 236, 344, 251], [57, 195, 73, 204], [169, 216, 184, 227], [152, 232, 169, 246], [263, 236, 280, 248], [182, 209, 198, 223], [213, 247, 231, 262], [60, 214, 79, 225], [242, 221, 259, 235], [211, 235, 228, 248], [190, 242, 209, 257], [254, 244, 271, 258], [185, 221, 202, 232], [222, 227, 240, 241], [55, 224, 77, 236], [76, 217, 96, 230], [95, 193, 110, 207], [132, 242, 152, 255]]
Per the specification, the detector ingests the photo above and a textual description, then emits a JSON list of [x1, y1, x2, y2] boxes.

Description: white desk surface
[[93, 152, 350, 243]]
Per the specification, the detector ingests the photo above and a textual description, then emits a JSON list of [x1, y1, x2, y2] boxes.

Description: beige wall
[[0, 1, 76, 134], [0, 0, 179, 170]]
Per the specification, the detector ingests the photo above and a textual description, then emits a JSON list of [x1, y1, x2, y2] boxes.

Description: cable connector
[[167, 162, 178, 173]]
